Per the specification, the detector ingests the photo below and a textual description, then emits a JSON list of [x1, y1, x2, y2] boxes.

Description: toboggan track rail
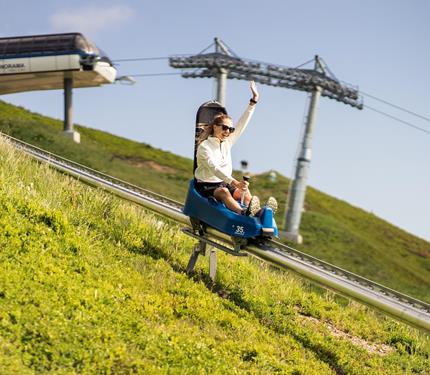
[[3, 133, 430, 333]]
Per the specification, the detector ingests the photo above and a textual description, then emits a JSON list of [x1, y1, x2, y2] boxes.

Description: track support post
[[182, 228, 247, 283], [209, 249, 217, 281], [185, 240, 218, 282], [186, 240, 206, 275]]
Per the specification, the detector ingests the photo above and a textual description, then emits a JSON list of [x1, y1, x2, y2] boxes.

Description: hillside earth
[[0, 100, 429, 304]]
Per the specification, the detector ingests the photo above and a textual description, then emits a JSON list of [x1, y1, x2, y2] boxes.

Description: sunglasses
[[216, 124, 235, 133]]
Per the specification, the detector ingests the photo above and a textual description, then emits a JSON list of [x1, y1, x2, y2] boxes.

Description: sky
[[1, 1, 429, 242]]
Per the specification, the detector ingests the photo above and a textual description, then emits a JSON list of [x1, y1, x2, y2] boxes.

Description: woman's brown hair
[[196, 113, 232, 146]]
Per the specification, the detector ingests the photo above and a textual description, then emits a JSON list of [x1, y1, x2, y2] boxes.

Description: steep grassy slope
[[251, 174, 430, 302], [0, 101, 191, 200], [1, 136, 429, 374], [0, 100, 429, 304]]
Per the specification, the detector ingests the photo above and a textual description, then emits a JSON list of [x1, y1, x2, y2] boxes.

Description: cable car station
[[0, 33, 117, 143]]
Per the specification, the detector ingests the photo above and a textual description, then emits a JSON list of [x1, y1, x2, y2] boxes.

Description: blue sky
[[1, 1, 429, 242]]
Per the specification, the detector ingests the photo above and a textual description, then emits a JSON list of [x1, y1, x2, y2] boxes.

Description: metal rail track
[[3, 133, 430, 333]]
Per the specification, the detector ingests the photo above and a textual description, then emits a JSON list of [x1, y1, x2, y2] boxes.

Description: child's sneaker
[[243, 196, 261, 216], [265, 197, 278, 213]]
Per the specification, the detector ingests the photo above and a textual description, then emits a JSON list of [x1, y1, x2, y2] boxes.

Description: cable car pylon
[[169, 39, 363, 243]]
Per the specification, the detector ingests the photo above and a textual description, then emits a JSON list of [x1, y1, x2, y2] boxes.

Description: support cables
[[113, 56, 170, 63], [123, 72, 182, 78], [361, 91, 430, 124], [364, 104, 430, 136], [112, 56, 183, 79]]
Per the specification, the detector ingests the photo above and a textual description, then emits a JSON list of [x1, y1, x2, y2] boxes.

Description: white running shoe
[[265, 197, 278, 213], [244, 196, 261, 217]]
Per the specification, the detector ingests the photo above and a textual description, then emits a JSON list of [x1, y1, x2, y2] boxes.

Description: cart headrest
[[195, 100, 227, 125]]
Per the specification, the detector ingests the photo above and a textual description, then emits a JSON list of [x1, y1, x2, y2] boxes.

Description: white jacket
[[195, 104, 255, 184]]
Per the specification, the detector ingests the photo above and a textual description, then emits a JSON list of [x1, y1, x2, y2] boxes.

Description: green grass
[[1, 136, 429, 374], [0, 98, 429, 304]]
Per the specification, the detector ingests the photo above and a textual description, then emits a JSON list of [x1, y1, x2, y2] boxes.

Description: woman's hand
[[250, 80, 259, 102], [231, 179, 249, 191]]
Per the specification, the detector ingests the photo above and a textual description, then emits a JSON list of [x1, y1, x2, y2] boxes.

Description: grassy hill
[[0, 100, 429, 304], [1, 135, 429, 373]]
